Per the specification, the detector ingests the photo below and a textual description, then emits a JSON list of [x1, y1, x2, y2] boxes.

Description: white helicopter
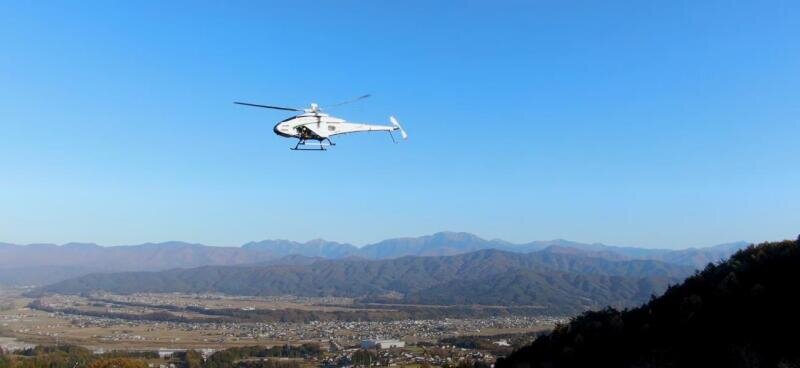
[[235, 94, 407, 150]]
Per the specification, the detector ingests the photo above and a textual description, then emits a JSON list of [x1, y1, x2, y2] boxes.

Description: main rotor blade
[[234, 102, 302, 111], [327, 94, 371, 108]]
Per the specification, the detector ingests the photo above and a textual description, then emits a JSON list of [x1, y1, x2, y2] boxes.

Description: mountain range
[[34, 248, 695, 313], [1, 232, 749, 286]]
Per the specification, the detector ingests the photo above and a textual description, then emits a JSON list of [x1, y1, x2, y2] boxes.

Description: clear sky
[[1, 1, 798, 248]]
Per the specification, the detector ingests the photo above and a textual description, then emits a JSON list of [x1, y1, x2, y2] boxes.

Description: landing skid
[[291, 138, 335, 151]]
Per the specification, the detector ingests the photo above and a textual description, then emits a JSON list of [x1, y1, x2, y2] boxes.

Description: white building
[[361, 339, 405, 349]]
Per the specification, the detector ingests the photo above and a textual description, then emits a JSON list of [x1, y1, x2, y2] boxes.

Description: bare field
[[1, 299, 311, 350], [93, 292, 364, 312]]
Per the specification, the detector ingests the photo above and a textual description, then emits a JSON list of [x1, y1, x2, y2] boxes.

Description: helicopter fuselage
[[273, 112, 396, 141]]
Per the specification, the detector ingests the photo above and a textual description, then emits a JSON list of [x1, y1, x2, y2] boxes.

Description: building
[[157, 348, 186, 358], [361, 339, 405, 349]]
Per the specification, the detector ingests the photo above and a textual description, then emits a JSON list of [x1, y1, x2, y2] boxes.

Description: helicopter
[[234, 94, 407, 150]]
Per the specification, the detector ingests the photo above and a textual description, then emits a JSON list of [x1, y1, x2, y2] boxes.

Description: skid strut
[[291, 138, 335, 151]]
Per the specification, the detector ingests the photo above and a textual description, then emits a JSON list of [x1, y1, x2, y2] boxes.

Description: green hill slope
[[496, 237, 800, 368], [402, 269, 672, 312], [33, 249, 692, 313]]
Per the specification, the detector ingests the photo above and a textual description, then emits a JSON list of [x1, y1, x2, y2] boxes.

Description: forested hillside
[[497, 237, 800, 368], [32, 249, 692, 313]]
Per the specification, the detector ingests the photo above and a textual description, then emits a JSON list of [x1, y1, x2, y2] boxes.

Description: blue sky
[[1, 1, 798, 248]]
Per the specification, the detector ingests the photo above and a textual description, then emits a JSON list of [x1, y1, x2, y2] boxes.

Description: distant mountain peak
[[132, 241, 206, 249], [432, 230, 482, 237], [61, 242, 102, 249], [305, 238, 341, 246], [239, 238, 358, 259]]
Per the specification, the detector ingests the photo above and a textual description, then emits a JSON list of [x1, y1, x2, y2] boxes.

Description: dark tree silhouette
[[497, 238, 800, 368]]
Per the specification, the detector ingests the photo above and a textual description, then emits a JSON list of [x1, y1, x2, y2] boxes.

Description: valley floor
[[0, 289, 563, 355]]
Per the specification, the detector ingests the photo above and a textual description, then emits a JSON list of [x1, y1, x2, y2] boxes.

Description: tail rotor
[[390, 116, 408, 140]]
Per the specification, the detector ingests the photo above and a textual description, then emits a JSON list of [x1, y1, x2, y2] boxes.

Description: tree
[[351, 350, 375, 367], [0, 353, 12, 368], [87, 358, 148, 368], [184, 350, 203, 368]]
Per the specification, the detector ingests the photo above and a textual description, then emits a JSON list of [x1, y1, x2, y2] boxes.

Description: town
[[1, 288, 565, 367]]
